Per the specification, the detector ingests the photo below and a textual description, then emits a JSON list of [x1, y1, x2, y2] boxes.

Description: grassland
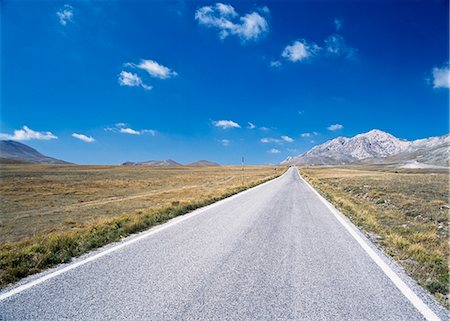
[[0, 164, 284, 287], [299, 166, 449, 307]]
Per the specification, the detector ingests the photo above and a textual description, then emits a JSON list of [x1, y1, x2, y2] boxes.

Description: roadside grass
[[0, 165, 285, 288], [299, 166, 449, 308], [0, 165, 281, 243]]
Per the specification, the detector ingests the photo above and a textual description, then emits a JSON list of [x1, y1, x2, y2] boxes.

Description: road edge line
[[294, 167, 441, 321], [0, 169, 287, 302]]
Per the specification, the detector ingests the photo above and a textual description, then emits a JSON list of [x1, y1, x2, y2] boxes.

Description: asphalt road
[[0, 167, 447, 320]]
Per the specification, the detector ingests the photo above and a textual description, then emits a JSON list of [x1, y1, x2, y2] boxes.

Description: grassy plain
[[299, 166, 449, 307], [0, 164, 284, 287]]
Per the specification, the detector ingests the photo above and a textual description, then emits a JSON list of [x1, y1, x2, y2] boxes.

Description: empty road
[[0, 167, 447, 320]]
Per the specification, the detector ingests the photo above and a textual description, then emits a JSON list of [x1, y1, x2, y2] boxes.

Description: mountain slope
[[186, 160, 221, 166], [0, 140, 70, 164], [282, 130, 449, 167], [122, 159, 182, 166]]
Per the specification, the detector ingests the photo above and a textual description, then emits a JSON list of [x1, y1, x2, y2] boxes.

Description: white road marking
[[0, 173, 283, 301], [295, 167, 441, 321]]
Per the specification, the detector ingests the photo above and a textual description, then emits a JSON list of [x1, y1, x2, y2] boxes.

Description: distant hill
[[186, 160, 221, 166], [281, 129, 449, 168], [0, 140, 71, 164], [122, 159, 182, 166], [122, 159, 221, 167]]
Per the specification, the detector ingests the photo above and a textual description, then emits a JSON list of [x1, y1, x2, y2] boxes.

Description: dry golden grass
[[0, 164, 281, 243], [0, 164, 285, 287], [299, 166, 449, 307]]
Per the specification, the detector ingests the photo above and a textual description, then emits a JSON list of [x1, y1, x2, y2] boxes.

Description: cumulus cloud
[[118, 71, 152, 90], [431, 63, 450, 89], [0, 126, 58, 141], [126, 59, 178, 79], [56, 4, 74, 26], [281, 40, 320, 62], [72, 133, 95, 143], [279, 33, 357, 64], [247, 122, 256, 129], [195, 3, 269, 42], [213, 120, 241, 129], [219, 139, 230, 146], [281, 135, 294, 142], [268, 148, 281, 154], [324, 34, 357, 59], [105, 123, 156, 136], [327, 124, 343, 131]]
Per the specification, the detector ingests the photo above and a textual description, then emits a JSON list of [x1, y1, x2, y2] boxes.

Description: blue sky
[[1, 0, 448, 165]]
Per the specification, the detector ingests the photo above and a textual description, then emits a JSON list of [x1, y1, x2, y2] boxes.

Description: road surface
[[0, 167, 447, 320]]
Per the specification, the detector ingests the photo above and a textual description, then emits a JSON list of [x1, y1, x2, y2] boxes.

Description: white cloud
[[128, 59, 178, 79], [220, 139, 230, 146], [56, 4, 74, 26], [140, 129, 157, 136], [300, 132, 318, 137], [72, 133, 95, 143], [279, 33, 357, 64], [270, 60, 282, 68], [0, 126, 57, 141], [105, 123, 156, 136], [260, 126, 270, 131], [281, 135, 294, 142], [195, 3, 269, 42], [268, 148, 281, 154], [282, 40, 320, 62], [327, 124, 343, 131], [213, 120, 241, 129], [120, 127, 140, 135], [287, 148, 298, 153], [247, 122, 256, 129], [334, 18, 343, 31], [118, 71, 152, 90], [324, 34, 357, 59], [432, 63, 450, 89], [261, 136, 294, 144], [261, 137, 281, 143]]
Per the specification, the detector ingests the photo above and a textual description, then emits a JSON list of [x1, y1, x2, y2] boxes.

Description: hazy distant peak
[[0, 140, 70, 164]]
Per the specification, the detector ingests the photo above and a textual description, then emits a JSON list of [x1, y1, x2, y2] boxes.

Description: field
[[299, 166, 449, 307], [0, 164, 284, 287]]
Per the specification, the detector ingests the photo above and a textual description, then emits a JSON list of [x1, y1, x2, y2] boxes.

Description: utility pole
[[241, 156, 245, 186]]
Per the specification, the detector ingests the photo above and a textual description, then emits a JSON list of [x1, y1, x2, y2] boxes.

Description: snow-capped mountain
[[281, 129, 449, 167]]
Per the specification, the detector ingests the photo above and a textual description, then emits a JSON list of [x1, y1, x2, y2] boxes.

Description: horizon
[[1, 127, 448, 166], [1, 0, 449, 165]]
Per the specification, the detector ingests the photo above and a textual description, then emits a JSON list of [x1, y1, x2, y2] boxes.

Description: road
[[0, 167, 447, 320]]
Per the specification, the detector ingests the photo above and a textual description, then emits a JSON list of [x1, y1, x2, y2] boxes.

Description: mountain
[[0, 140, 71, 164], [281, 130, 449, 167], [122, 159, 182, 166], [186, 160, 221, 166]]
